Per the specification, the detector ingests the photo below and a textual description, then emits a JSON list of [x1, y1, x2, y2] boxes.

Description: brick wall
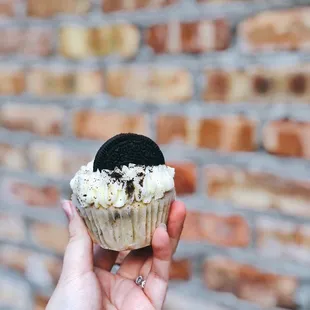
[[2, 0, 310, 309]]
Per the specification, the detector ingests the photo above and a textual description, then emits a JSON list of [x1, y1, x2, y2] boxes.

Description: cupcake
[[70, 133, 175, 251]]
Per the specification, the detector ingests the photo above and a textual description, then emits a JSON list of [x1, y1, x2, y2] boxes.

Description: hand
[[47, 200, 186, 310]]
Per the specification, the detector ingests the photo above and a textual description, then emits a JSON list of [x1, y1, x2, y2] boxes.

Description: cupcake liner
[[72, 190, 175, 251]]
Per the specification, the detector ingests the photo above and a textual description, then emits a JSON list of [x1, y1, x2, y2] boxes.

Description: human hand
[[46, 200, 186, 310]]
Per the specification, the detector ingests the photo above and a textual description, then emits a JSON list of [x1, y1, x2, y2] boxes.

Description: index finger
[[93, 245, 118, 271], [168, 200, 186, 253]]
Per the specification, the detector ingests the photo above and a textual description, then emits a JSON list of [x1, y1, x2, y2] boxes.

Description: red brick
[[0, 245, 62, 286], [206, 166, 310, 218], [29, 142, 93, 177], [60, 24, 139, 59], [27, 69, 104, 97], [239, 7, 310, 52], [34, 294, 50, 310], [0, 69, 25, 95], [0, 28, 21, 53], [257, 218, 310, 264], [203, 69, 250, 102], [169, 259, 191, 280], [0, 0, 16, 17], [0, 104, 64, 136], [0, 213, 26, 242], [8, 180, 60, 207], [103, 0, 175, 12], [204, 257, 297, 309], [198, 0, 249, 1], [0, 245, 28, 274], [156, 115, 188, 145], [0, 275, 31, 309], [0, 143, 27, 170], [167, 162, 196, 195], [30, 221, 69, 254], [198, 116, 256, 152], [73, 110, 147, 141], [203, 67, 310, 103], [146, 19, 230, 54], [105, 66, 193, 103], [181, 211, 250, 247], [263, 119, 310, 159], [0, 28, 53, 56], [27, 0, 90, 17], [28, 143, 64, 177]]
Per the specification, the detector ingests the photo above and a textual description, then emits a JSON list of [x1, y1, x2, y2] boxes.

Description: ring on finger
[[135, 275, 146, 289]]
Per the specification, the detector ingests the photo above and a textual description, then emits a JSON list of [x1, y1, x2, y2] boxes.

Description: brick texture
[[27, 68, 104, 97], [0, 103, 65, 136], [0, 245, 62, 286], [0, 28, 53, 56], [182, 211, 249, 247], [34, 294, 50, 310], [146, 19, 231, 54], [0, 69, 25, 95], [73, 110, 147, 140], [2, 1, 310, 309], [256, 218, 310, 264], [0, 275, 31, 310], [198, 116, 256, 152], [29, 221, 69, 254], [102, 0, 175, 12], [29, 142, 93, 177], [206, 166, 310, 218], [60, 24, 139, 59], [263, 119, 310, 159], [204, 257, 297, 309], [105, 66, 193, 103], [0, 0, 16, 17], [203, 67, 310, 103], [239, 8, 310, 52], [167, 162, 196, 195], [7, 180, 60, 207], [27, 0, 90, 17], [0, 143, 27, 170], [0, 213, 26, 242], [169, 259, 191, 280], [156, 115, 188, 145]]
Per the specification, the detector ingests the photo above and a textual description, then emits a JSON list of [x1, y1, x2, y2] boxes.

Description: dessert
[[70, 133, 175, 251]]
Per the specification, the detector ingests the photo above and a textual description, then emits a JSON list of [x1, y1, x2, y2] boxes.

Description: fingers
[[60, 200, 93, 282], [116, 247, 152, 280], [93, 245, 118, 271], [117, 200, 186, 283], [139, 200, 186, 277], [168, 200, 186, 254], [144, 224, 172, 310]]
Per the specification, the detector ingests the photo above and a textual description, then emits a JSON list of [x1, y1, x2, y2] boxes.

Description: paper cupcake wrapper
[[72, 190, 175, 251]]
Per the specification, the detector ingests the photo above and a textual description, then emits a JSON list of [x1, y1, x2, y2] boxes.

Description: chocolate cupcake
[[70, 133, 175, 251]]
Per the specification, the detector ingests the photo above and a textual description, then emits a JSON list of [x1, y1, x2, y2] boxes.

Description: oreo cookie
[[93, 133, 165, 172]]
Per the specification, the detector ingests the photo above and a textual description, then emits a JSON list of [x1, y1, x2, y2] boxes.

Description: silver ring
[[135, 276, 146, 289]]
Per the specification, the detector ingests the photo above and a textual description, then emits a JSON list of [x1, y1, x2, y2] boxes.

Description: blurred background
[[2, 0, 310, 309]]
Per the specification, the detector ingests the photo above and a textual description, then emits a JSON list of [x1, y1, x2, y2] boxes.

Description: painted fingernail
[[61, 200, 73, 221], [159, 223, 167, 231]]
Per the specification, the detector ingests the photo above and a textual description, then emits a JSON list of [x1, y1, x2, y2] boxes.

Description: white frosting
[[70, 161, 175, 208]]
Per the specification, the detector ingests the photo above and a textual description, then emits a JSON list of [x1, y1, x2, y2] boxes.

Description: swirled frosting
[[70, 161, 175, 208]]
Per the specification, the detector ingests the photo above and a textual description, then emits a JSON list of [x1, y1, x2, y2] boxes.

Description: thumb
[[59, 200, 93, 282]]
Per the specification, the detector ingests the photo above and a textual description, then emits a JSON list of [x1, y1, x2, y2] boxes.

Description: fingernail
[[159, 223, 167, 231], [61, 200, 73, 221]]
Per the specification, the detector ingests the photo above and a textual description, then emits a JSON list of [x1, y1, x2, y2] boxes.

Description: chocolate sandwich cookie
[[70, 132, 175, 251], [93, 133, 165, 172]]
